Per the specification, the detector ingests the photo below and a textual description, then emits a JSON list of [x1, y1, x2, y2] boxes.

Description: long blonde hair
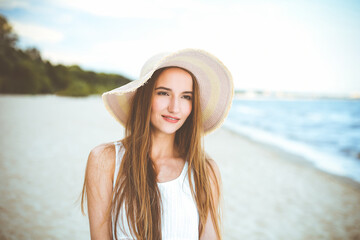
[[82, 67, 221, 239]]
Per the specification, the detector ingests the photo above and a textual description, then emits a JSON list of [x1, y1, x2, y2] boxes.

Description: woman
[[81, 49, 233, 240]]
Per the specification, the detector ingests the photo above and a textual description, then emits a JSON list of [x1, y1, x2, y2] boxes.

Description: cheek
[[151, 96, 167, 113], [183, 102, 192, 117]]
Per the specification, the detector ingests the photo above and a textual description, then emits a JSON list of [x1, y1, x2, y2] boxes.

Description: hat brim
[[102, 48, 234, 135]]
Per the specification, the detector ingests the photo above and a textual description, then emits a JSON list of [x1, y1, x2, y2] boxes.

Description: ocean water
[[224, 98, 360, 183]]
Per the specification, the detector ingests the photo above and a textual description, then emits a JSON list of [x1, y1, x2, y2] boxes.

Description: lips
[[162, 115, 180, 123]]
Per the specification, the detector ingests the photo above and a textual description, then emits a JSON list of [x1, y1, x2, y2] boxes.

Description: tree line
[[0, 15, 131, 96]]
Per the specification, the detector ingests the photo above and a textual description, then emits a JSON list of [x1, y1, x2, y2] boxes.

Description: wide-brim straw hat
[[102, 48, 234, 135]]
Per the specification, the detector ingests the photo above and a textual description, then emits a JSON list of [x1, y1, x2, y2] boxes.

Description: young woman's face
[[150, 68, 193, 136]]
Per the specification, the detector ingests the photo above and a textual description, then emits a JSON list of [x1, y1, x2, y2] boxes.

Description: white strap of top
[[114, 141, 125, 189]]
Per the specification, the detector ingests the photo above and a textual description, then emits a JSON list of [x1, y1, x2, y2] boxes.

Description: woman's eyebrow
[[155, 87, 193, 94], [155, 87, 171, 91]]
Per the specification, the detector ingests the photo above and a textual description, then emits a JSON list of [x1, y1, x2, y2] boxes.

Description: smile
[[162, 115, 180, 123]]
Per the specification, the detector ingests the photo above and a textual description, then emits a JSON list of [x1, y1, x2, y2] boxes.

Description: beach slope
[[205, 128, 360, 240]]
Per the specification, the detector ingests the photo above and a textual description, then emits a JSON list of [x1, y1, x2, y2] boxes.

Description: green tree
[[0, 14, 131, 96], [9, 60, 40, 94], [0, 15, 17, 49], [0, 14, 18, 89]]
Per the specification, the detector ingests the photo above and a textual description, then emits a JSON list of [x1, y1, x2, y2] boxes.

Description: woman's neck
[[150, 131, 177, 161]]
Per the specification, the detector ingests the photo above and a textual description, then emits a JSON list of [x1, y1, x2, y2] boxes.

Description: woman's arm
[[200, 159, 222, 240], [85, 143, 115, 240]]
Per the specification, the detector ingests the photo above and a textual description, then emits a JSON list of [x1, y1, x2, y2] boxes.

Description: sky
[[1, 0, 359, 95]]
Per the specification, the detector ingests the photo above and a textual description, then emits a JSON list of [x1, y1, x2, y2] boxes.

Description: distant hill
[[0, 14, 131, 96]]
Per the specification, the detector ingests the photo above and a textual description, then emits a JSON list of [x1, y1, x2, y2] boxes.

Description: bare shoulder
[[206, 156, 221, 182], [87, 142, 116, 174], [85, 143, 116, 239], [206, 155, 222, 206]]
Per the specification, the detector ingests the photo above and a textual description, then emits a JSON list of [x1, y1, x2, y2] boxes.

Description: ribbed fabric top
[[113, 141, 199, 240]]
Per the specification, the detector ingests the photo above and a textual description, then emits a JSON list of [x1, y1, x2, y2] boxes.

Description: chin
[[153, 124, 183, 135], [162, 127, 181, 135]]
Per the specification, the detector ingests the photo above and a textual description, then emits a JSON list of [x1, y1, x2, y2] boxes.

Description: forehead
[[155, 68, 193, 90]]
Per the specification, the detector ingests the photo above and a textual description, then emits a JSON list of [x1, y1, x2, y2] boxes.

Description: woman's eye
[[182, 95, 192, 100], [157, 91, 169, 96]]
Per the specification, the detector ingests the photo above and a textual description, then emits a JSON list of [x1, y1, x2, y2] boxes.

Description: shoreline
[[205, 126, 360, 239], [219, 125, 360, 191]]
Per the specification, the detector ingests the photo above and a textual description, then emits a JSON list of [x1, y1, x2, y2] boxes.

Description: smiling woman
[[81, 49, 233, 240], [151, 68, 193, 135]]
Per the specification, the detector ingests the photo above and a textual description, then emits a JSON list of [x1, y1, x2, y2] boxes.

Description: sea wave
[[224, 99, 360, 183]]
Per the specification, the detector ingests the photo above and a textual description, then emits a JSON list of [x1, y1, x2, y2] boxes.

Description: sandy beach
[[0, 95, 359, 240], [206, 128, 360, 239]]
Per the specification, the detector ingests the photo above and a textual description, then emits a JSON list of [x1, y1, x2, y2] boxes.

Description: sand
[[205, 129, 360, 240], [0, 95, 359, 240]]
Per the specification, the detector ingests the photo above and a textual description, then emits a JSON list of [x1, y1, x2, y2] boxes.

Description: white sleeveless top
[[113, 141, 199, 240]]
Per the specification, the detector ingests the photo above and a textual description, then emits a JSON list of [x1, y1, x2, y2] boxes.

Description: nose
[[168, 96, 180, 113]]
